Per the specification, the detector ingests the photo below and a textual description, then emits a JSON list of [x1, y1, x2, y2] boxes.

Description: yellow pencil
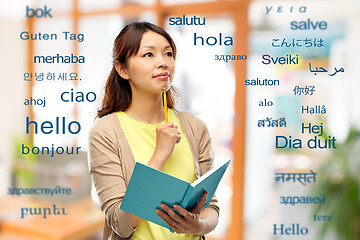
[[163, 87, 168, 123]]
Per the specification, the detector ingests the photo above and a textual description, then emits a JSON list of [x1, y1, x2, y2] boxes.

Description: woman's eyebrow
[[140, 45, 172, 50]]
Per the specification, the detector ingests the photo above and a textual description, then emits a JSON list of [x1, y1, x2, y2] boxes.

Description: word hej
[[276, 123, 337, 149]]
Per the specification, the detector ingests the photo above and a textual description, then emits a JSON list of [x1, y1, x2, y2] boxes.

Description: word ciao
[[20, 31, 84, 42], [169, 15, 205, 25], [61, 89, 96, 102], [266, 6, 307, 14]]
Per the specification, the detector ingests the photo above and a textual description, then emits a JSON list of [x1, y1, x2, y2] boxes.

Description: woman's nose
[[157, 56, 168, 69]]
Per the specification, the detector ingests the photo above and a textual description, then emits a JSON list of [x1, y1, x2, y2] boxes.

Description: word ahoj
[[169, 15, 205, 25], [24, 97, 46, 107]]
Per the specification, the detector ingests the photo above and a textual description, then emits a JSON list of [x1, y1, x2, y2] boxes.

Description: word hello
[[26, 5, 52, 18], [262, 54, 299, 65], [266, 6, 307, 14], [21, 204, 67, 218], [273, 224, 308, 235], [169, 15, 205, 25], [194, 33, 233, 46], [291, 19, 327, 30], [26, 117, 81, 135]]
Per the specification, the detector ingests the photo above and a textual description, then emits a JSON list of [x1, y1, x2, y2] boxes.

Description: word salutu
[[169, 15, 205, 25], [275, 170, 317, 185]]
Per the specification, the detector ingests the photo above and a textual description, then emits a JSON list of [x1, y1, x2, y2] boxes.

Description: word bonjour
[[20, 31, 84, 42], [22, 144, 81, 157]]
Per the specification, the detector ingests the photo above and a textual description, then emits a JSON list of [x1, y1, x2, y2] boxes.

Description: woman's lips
[[153, 72, 169, 80]]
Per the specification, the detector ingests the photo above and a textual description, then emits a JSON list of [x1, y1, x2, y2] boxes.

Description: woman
[[89, 22, 219, 240]]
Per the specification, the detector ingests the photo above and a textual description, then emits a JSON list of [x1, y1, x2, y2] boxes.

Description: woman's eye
[[143, 52, 153, 57], [165, 52, 173, 57]]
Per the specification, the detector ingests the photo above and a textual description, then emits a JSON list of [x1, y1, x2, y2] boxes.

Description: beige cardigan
[[88, 110, 219, 240]]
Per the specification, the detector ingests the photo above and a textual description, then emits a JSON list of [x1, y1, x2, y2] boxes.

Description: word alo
[[21, 204, 67, 218], [194, 33, 233, 46]]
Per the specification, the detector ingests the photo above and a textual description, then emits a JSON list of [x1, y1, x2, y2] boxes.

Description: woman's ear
[[115, 61, 130, 80]]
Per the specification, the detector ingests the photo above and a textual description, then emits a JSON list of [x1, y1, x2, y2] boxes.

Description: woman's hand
[[155, 191, 216, 235], [148, 122, 181, 170]]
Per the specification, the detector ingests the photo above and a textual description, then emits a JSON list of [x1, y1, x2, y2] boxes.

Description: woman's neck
[[124, 92, 165, 124]]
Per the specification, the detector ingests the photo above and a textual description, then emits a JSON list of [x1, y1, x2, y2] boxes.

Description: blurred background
[[0, 0, 359, 239]]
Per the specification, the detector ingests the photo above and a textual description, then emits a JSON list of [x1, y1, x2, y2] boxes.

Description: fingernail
[[155, 209, 160, 214], [160, 204, 165, 209]]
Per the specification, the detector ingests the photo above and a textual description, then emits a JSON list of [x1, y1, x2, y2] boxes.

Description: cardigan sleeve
[[88, 120, 135, 238], [194, 117, 220, 217]]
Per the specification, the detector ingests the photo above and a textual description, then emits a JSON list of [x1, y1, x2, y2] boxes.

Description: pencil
[[163, 87, 168, 123]]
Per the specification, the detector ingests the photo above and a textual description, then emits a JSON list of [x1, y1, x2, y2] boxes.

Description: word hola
[[26, 116, 81, 135], [169, 15, 205, 25], [24, 97, 46, 107], [194, 33, 233, 46], [61, 89, 96, 102], [266, 6, 306, 14], [262, 54, 298, 65], [291, 19, 327, 30], [21, 204, 67, 218], [26, 5, 52, 18], [273, 224, 308, 235]]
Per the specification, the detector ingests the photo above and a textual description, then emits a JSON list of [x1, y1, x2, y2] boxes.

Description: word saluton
[[169, 15, 205, 25]]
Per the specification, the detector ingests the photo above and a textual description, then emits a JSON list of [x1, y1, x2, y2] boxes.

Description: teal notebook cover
[[120, 159, 231, 230]]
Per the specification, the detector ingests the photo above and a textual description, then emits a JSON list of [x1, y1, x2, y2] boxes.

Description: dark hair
[[97, 22, 178, 118]]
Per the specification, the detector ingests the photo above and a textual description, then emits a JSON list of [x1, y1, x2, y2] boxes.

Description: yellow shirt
[[116, 109, 201, 240]]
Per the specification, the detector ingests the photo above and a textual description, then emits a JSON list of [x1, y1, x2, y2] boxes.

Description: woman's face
[[118, 30, 175, 95]]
